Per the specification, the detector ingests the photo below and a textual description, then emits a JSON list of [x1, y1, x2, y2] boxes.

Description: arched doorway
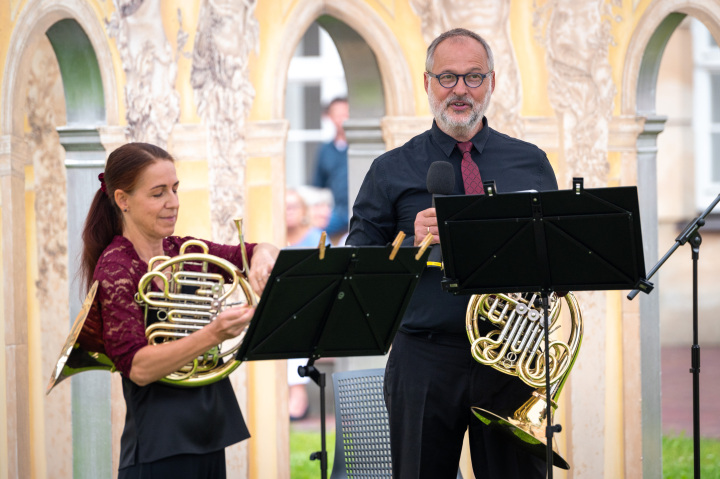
[[654, 14, 720, 473], [623, 2, 720, 476], [274, 3, 416, 377], [46, 18, 113, 479], [283, 18, 351, 424], [284, 15, 385, 244], [282, 11, 391, 437], [1, 2, 116, 476], [272, 6, 418, 472]]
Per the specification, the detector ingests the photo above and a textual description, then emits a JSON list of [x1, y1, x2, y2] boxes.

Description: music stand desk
[[236, 244, 428, 479], [236, 245, 427, 362], [436, 183, 646, 295]]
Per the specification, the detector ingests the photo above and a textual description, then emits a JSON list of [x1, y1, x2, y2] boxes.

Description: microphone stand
[[628, 192, 720, 478]]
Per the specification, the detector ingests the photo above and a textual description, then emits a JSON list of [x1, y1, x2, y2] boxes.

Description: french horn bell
[[467, 291, 582, 470]]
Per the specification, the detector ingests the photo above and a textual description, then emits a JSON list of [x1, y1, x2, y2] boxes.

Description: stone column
[[242, 119, 290, 479], [58, 126, 112, 479], [635, 115, 666, 479], [1, 133, 31, 479]]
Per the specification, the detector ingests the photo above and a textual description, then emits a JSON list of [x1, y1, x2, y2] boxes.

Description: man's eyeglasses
[[426, 71, 493, 88]]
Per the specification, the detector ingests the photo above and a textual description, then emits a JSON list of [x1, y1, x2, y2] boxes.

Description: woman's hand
[[129, 304, 256, 386], [210, 305, 255, 342], [248, 242, 280, 296]]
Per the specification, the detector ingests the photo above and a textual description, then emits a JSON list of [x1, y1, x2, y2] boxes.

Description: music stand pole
[[542, 291, 561, 479], [299, 361, 328, 479], [628, 192, 720, 479]]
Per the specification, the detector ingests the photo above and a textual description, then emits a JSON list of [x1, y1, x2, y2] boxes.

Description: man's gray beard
[[429, 91, 490, 138]]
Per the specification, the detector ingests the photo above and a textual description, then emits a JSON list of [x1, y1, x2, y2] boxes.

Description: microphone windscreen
[[426, 161, 455, 195]]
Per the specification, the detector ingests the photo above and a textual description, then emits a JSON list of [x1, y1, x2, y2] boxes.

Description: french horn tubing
[[47, 219, 256, 393], [135, 234, 257, 386], [467, 291, 582, 470]]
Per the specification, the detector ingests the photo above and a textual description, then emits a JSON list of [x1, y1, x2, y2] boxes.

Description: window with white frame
[[692, 20, 720, 210]]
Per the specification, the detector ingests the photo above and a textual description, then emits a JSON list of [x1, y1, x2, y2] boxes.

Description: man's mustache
[[444, 95, 475, 108]]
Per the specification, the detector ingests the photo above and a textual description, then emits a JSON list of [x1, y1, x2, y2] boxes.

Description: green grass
[[290, 429, 720, 478], [663, 434, 720, 479], [290, 427, 335, 479]]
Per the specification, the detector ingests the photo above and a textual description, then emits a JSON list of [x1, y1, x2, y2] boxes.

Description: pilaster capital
[[98, 125, 128, 159], [168, 124, 207, 162], [520, 117, 560, 152], [380, 116, 432, 150], [246, 120, 290, 158]]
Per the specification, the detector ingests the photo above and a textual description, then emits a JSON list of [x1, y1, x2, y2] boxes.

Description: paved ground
[[293, 346, 720, 439]]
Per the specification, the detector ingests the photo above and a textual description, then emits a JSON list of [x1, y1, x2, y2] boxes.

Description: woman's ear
[[114, 189, 128, 212]]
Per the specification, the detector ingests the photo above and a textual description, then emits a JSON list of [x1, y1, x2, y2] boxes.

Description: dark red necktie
[[458, 141, 484, 194]]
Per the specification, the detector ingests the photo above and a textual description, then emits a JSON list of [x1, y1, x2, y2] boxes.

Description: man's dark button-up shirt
[[346, 118, 558, 333]]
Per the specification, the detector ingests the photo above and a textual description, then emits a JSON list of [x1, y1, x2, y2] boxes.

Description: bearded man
[[345, 28, 558, 479]]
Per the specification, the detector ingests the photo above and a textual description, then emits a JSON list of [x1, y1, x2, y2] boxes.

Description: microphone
[[427, 161, 455, 206], [426, 161, 455, 266]]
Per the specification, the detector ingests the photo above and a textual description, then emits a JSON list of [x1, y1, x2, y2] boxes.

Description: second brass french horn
[[47, 219, 256, 393], [467, 291, 582, 470]]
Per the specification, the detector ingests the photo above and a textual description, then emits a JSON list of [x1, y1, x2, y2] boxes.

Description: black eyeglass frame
[[425, 71, 493, 88]]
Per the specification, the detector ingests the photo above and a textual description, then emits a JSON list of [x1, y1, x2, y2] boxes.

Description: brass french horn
[[467, 291, 582, 470], [47, 219, 256, 393]]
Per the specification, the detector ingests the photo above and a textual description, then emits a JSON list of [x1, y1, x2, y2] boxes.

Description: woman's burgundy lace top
[[86, 235, 255, 377]]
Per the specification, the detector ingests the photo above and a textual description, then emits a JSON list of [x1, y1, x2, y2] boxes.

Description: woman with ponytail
[[81, 142, 278, 478]]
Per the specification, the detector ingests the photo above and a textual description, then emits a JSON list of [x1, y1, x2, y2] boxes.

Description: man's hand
[[414, 208, 439, 246]]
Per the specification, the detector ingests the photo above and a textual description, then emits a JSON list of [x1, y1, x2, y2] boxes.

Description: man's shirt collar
[[430, 116, 490, 157]]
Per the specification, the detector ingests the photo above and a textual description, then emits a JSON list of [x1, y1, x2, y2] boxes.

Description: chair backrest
[[329, 368, 391, 479]]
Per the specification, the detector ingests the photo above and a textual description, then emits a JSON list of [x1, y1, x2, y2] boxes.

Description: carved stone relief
[[26, 41, 69, 310], [190, 0, 259, 244], [106, 0, 180, 147], [25, 37, 72, 477], [533, 2, 621, 477], [410, 0, 524, 138], [190, 4, 259, 473], [534, 0, 620, 186]]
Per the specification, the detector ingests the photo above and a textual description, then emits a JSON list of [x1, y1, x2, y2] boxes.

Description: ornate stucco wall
[[2, 1, 720, 478]]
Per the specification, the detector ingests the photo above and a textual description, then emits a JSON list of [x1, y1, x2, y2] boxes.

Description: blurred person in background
[[297, 185, 334, 234], [286, 188, 326, 248], [312, 97, 349, 244], [285, 188, 331, 419]]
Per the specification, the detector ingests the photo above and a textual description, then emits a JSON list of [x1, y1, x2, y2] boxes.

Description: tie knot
[[457, 141, 472, 155]]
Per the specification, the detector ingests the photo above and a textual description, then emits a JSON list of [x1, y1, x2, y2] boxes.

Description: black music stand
[[435, 178, 646, 478], [236, 244, 428, 479]]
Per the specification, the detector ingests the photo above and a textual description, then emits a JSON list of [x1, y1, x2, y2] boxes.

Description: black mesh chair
[[329, 368, 465, 479], [329, 368, 391, 479]]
